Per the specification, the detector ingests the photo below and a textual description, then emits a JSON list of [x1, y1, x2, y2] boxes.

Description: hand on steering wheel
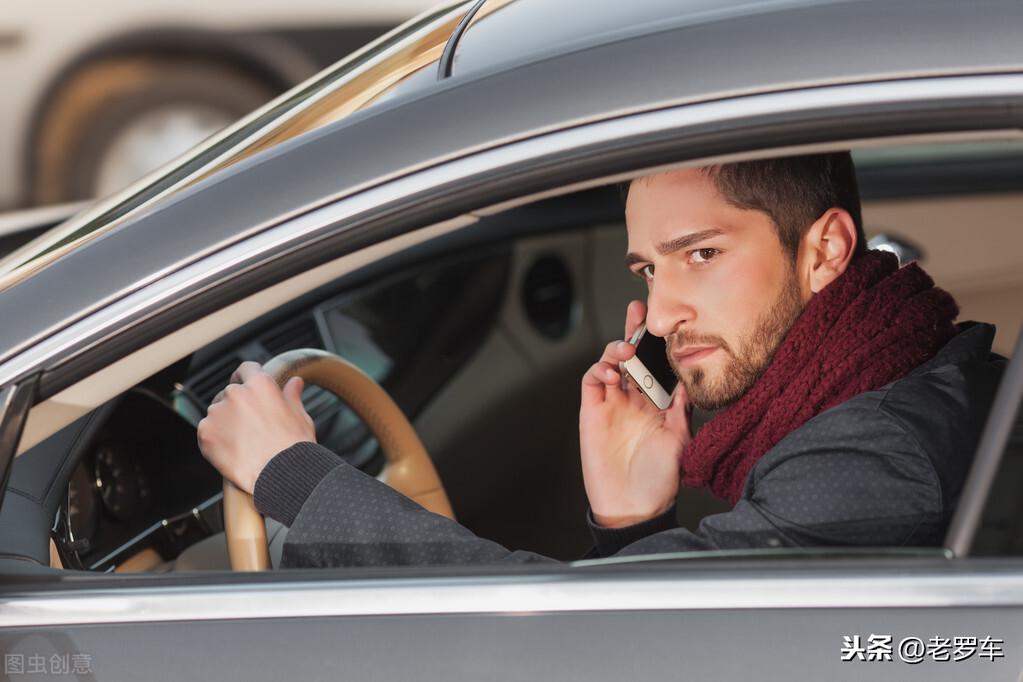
[[203, 349, 454, 570]]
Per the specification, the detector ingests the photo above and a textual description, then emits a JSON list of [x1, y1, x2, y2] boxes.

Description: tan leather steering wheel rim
[[223, 348, 455, 570]]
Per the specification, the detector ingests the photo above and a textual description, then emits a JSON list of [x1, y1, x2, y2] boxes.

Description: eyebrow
[[625, 228, 725, 267]]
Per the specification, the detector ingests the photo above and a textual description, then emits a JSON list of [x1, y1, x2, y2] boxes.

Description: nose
[[644, 271, 696, 338]]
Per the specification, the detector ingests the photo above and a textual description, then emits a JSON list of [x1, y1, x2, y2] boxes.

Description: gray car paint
[[0, 0, 1020, 376], [3, 606, 1020, 681], [4, 75, 1017, 404], [1, 2, 1023, 679], [2, 560, 1023, 680]]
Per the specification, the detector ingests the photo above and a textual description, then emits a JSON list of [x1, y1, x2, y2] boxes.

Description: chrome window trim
[[0, 73, 1021, 388], [3, 568, 1023, 627], [0, 384, 18, 428], [0, 202, 86, 239], [0, 0, 473, 279]]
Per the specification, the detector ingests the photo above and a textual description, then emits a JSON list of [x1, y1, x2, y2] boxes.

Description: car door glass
[[970, 389, 1023, 555], [178, 247, 510, 471]]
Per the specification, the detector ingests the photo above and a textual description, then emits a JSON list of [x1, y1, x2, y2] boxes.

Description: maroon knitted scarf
[[679, 250, 959, 504]]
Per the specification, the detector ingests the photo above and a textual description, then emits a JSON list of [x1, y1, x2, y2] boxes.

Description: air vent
[[260, 316, 321, 356], [259, 315, 339, 434], [521, 255, 575, 339], [303, 386, 338, 420], [188, 353, 243, 404]]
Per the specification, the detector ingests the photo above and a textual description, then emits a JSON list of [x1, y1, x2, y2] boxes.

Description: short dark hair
[[624, 152, 866, 260]]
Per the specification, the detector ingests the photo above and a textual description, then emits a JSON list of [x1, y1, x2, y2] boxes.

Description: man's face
[[625, 169, 808, 410]]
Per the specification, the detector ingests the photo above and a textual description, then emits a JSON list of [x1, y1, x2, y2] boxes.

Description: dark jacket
[[253, 322, 1004, 567]]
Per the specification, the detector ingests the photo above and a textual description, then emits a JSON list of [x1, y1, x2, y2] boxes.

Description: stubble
[[669, 271, 805, 411]]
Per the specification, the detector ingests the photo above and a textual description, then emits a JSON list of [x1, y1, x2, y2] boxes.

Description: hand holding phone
[[621, 324, 678, 410], [578, 301, 691, 529]]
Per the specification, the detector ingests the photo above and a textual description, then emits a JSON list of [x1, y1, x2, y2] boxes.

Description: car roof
[[1, 0, 1022, 371], [452, 0, 1023, 83], [452, 0, 856, 79]]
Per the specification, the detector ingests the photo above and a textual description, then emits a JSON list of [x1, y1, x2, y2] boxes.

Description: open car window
[[853, 139, 1023, 199], [3, 135, 1009, 576]]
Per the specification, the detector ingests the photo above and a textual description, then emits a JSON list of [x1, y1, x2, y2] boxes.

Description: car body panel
[[0, 73, 1020, 396], [0, 0, 1020, 384], [0, 2, 1022, 679], [16, 0, 1023, 291], [453, 0, 1023, 84], [2, 606, 1019, 681], [2, 560, 1023, 680]]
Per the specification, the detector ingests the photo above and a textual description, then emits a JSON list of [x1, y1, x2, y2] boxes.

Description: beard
[[667, 270, 805, 411]]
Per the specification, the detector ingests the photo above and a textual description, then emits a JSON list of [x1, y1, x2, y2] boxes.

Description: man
[[198, 152, 1004, 567]]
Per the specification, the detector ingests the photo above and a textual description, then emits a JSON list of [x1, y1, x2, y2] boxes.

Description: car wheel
[[32, 57, 276, 204]]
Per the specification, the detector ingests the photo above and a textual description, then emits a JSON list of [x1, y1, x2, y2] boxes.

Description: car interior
[[2, 135, 1023, 576]]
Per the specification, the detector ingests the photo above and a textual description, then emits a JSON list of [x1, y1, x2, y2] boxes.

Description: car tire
[[31, 57, 276, 204]]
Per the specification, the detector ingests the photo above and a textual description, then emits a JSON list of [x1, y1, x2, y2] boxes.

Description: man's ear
[[797, 208, 858, 297]]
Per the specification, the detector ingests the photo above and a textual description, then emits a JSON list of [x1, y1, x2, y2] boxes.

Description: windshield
[[0, 0, 476, 290]]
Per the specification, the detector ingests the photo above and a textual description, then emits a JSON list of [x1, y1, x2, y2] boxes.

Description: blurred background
[[0, 0, 434, 212]]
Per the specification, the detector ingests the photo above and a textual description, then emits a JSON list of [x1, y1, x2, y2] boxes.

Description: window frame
[[0, 73, 1021, 599]]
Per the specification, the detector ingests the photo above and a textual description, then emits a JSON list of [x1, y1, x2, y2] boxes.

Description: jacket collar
[[910, 321, 997, 376]]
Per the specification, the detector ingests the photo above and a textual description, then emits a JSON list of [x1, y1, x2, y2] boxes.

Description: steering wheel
[[222, 348, 455, 570]]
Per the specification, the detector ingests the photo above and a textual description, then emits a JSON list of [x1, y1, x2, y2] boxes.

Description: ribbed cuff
[[253, 441, 342, 527], [586, 503, 679, 557]]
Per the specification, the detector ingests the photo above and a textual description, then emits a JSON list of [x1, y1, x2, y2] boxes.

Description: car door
[[2, 69, 1023, 682], [3, 328, 1021, 679]]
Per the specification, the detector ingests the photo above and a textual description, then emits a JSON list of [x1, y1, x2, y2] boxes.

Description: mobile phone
[[621, 324, 678, 410]]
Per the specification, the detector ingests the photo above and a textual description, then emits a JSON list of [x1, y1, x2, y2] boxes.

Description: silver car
[[1, 0, 1022, 679]]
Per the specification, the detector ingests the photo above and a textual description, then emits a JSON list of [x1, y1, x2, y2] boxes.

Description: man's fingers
[[282, 376, 306, 412], [233, 361, 268, 385], [599, 340, 636, 365], [217, 361, 271, 405], [582, 360, 629, 407], [624, 299, 647, 340], [663, 385, 693, 440], [211, 362, 286, 415], [228, 360, 261, 384], [580, 378, 606, 406], [624, 374, 646, 404], [583, 361, 622, 388], [584, 300, 651, 409], [674, 382, 691, 411], [622, 374, 662, 413]]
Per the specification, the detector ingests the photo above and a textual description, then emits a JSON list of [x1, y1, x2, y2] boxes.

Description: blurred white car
[[0, 0, 433, 209]]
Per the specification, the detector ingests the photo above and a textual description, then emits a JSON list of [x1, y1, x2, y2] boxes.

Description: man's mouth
[[672, 346, 718, 367]]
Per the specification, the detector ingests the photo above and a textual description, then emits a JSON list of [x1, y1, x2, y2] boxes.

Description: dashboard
[[54, 244, 512, 571], [63, 390, 222, 571]]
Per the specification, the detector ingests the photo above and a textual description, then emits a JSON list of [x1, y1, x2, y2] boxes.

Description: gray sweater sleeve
[[253, 398, 943, 568], [254, 442, 553, 567], [609, 403, 945, 557]]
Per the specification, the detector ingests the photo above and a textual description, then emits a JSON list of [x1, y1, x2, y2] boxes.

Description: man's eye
[[639, 264, 655, 280], [690, 248, 720, 264]]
